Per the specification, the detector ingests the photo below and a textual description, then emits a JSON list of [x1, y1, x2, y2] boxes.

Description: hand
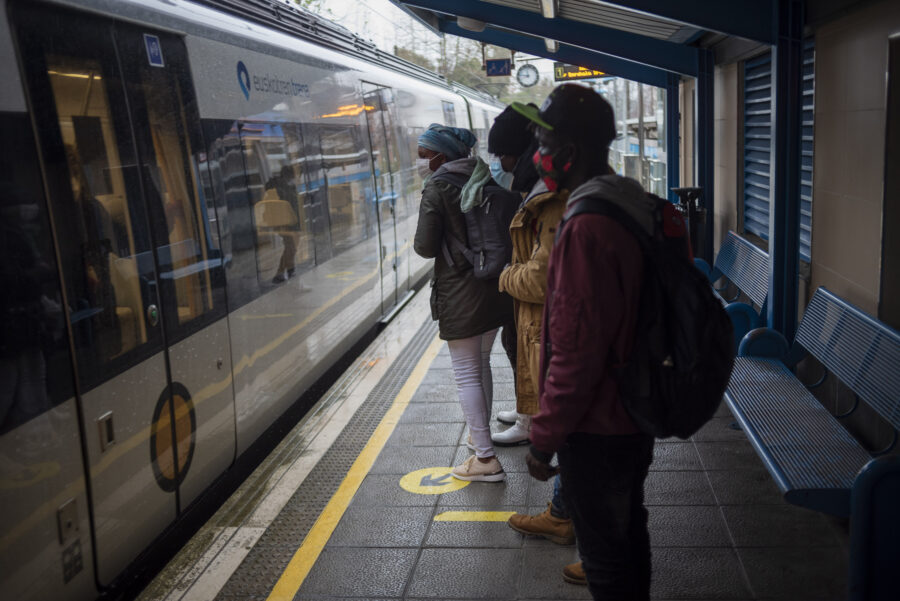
[[526, 451, 559, 481]]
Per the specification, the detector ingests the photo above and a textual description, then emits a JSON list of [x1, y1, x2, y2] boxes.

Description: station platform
[[138, 288, 851, 601]]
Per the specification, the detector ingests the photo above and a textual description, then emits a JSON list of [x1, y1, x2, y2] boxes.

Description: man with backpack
[[519, 84, 690, 600]]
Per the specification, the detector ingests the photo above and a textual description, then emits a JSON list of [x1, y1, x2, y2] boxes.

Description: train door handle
[[147, 304, 160, 327], [97, 411, 115, 452]]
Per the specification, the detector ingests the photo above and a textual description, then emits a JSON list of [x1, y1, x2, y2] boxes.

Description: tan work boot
[[507, 503, 575, 545], [562, 561, 586, 585]]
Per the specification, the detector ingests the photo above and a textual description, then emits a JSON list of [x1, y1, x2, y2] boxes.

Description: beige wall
[[811, 0, 900, 314], [713, 62, 740, 252]]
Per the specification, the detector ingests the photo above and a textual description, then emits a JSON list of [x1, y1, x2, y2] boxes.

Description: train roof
[[191, 0, 500, 105]]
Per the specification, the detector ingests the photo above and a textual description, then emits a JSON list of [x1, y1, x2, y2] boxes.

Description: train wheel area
[[136, 287, 849, 601]]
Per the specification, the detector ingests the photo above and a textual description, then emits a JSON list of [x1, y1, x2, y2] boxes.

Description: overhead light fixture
[[458, 16, 486, 32], [540, 0, 558, 19], [545, 38, 559, 53]]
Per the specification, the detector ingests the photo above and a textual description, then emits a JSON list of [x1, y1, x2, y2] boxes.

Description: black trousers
[[500, 319, 517, 393], [558, 431, 655, 601]]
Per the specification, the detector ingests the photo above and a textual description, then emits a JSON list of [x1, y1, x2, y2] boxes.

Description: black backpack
[[559, 193, 735, 439], [431, 171, 519, 279]]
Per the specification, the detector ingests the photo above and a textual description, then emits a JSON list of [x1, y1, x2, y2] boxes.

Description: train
[[0, 0, 503, 598]]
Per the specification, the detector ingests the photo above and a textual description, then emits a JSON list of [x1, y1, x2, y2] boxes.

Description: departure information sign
[[554, 62, 605, 81]]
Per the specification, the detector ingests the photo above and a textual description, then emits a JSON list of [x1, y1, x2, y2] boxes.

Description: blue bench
[[726, 287, 900, 600], [695, 231, 769, 349]]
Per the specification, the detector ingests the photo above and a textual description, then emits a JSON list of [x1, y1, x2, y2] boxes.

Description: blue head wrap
[[417, 123, 477, 161]]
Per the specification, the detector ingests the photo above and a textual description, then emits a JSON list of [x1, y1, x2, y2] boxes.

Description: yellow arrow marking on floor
[[399, 467, 469, 495], [266, 333, 444, 601], [434, 511, 516, 522]]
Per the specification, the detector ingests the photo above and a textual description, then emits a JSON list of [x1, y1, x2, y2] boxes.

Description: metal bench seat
[[695, 231, 769, 348], [725, 287, 900, 600], [727, 356, 873, 516]]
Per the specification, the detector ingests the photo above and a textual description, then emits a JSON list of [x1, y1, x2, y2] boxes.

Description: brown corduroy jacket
[[498, 186, 569, 415]]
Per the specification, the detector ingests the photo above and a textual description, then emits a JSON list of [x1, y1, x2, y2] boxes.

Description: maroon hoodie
[[530, 175, 655, 459]]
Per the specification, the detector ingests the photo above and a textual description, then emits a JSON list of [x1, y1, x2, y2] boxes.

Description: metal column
[[696, 48, 715, 263], [666, 72, 681, 203], [768, 0, 804, 339]]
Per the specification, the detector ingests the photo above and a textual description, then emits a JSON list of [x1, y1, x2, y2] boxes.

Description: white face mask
[[416, 157, 432, 181]]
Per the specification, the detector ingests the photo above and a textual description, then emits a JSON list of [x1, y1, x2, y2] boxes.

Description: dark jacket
[[414, 158, 512, 340], [531, 175, 655, 457]]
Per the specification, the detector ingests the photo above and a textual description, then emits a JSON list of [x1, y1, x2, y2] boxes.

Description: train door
[[362, 83, 399, 311], [12, 5, 233, 585]]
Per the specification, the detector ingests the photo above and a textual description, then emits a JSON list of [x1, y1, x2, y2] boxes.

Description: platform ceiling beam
[[399, 0, 699, 76], [599, 0, 777, 45], [440, 21, 670, 88]]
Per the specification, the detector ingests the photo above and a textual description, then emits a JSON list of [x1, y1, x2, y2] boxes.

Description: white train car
[[0, 0, 503, 598]]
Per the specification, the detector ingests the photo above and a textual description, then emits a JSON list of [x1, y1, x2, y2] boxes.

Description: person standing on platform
[[413, 123, 511, 482], [485, 104, 581, 559], [520, 84, 656, 600]]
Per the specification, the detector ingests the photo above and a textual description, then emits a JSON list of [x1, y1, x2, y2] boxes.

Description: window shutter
[[799, 39, 815, 262], [743, 51, 773, 241]]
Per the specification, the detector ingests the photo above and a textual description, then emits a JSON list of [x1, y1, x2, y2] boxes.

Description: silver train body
[[0, 0, 502, 598]]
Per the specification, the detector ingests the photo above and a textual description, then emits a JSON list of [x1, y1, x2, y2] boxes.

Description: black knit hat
[[488, 105, 535, 156], [512, 84, 617, 148]]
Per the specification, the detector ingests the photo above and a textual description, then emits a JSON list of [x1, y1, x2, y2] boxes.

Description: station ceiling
[[391, 0, 778, 83]]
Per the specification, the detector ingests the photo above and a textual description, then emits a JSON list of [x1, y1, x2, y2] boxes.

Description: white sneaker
[[492, 414, 532, 446], [497, 409, 518, 424], [451, 455, 506, 482], [466, 434, 476, 451]]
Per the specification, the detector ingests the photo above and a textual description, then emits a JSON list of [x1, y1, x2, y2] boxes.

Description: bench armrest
[[694, 258, 722, 284], [738, 327, 790, 360]]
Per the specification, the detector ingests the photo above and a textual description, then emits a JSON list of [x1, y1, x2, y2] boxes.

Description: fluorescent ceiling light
[[540, 0, 558, 19]]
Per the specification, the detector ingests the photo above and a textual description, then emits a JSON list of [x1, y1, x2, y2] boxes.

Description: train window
[[126, 47, 220, 328], [442, 101, 457, 126], [0, 114, 75, 434], [45, 55, 158, 369], [239, 121, 314, 285], [317, 124, 376, 254]]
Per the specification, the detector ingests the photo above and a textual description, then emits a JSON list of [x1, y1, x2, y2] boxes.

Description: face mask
[[489, 156, 514, 190], [416, 153, 444, 181], [416, 157, 432, 181], [532, 146, 573, 193]]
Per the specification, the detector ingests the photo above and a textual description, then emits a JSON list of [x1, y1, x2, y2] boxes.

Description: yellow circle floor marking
[[399, 467, 469, 495]]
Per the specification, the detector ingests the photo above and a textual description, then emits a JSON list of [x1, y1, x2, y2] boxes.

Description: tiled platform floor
[[294, 340, 850, 601]]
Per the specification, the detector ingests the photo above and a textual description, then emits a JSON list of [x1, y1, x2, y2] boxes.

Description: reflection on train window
[[441, 101, 457, 126], [317, 125, 376, 254], [239, 122, 314, 284], [0, 113, 75, 434], [136, 63, 217, 325], [47, 55, 151, 362]]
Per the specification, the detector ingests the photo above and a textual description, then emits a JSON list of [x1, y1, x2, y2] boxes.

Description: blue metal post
[[666, 72, 681, 203], [768, 0, 804, 340], [696, 48, 715, 263]]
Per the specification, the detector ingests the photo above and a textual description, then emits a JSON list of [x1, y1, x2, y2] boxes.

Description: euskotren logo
[[237, 61, 251, 99]]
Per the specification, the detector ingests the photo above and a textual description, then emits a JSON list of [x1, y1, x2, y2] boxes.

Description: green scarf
[[460, 157, 492, 213]]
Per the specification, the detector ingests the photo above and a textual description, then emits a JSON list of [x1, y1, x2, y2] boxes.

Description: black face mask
[[511, 139, 540, 193]]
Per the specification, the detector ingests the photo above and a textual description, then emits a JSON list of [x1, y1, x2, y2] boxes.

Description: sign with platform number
[[553, 62, 604, 81], [144, 33, 165, 67], [485, 58, 511, 77]]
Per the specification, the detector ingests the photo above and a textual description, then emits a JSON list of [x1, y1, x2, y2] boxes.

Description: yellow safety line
[[434, 511, 516, 522], [266, 333, 444, 601]]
